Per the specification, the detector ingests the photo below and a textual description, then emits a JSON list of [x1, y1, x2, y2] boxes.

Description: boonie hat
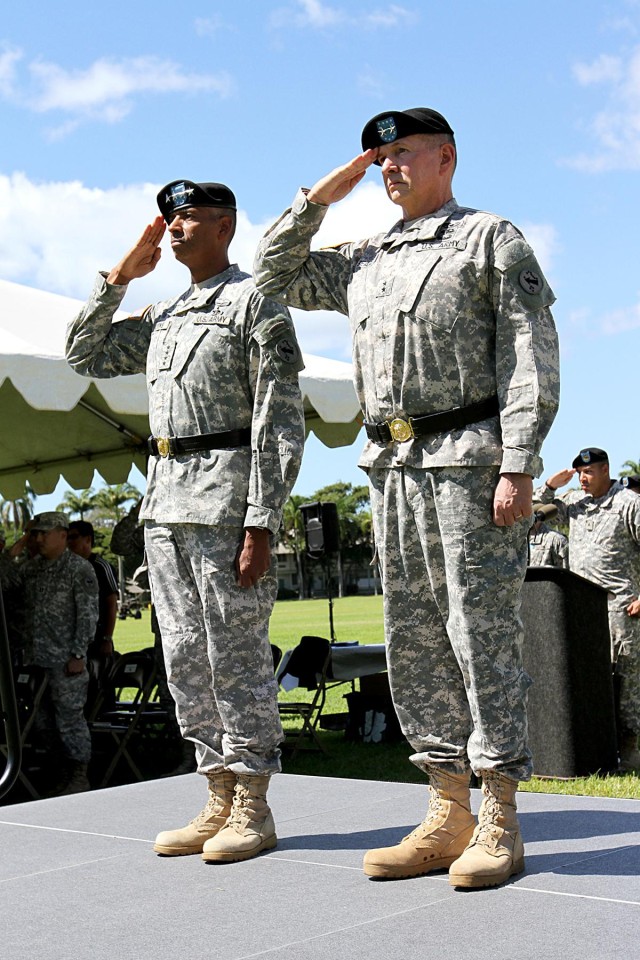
[[30, 511, 69, 532], [572, 447, 609, 469], [361, 108, 455, 164], [157, 180, 237, 223]]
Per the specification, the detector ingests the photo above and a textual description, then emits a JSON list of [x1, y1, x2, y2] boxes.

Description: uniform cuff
[[293, 188, 331, 225], [500, 449, 543, 477], [244, 506, 281, 534]]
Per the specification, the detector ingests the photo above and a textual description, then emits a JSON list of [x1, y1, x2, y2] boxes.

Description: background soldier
[[254, 107, 559, 889], [0, 511, 98, 793], [66, 181, 305, 863], [537, 447, 640, 770], [528, 505, 569, 569]]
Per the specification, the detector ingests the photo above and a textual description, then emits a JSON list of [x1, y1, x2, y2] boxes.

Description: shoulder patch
[[252, 315, 305, 378], [494, 238, 555, 308]]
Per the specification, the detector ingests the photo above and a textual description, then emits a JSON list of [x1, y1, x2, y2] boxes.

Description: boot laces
[[227, 783, 252, 828]]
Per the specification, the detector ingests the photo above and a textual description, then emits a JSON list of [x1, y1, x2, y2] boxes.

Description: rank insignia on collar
[[376, 116, 398, 143], [519, 268, 542, 295]]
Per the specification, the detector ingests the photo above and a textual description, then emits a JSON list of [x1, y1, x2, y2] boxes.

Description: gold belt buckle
[[388, 417, 414, 442], [156, 437, 171, 458]]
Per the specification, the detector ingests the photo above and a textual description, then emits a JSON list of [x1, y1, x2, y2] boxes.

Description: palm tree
[[57, 487, 97, 520], [0, 483, 36, 531], [620, 458, 640, 478], [279, 495, 308, 598], [92, 483, 142, 524]]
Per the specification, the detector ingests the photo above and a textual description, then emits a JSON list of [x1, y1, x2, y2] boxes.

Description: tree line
[[0, 480, 375, 599]]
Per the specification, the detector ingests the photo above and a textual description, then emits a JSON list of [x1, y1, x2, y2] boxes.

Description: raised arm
[[65, 219, 167, 379], [253, 150, 378, 316]]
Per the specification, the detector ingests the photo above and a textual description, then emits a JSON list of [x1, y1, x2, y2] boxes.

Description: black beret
[[157, 180, 236, 222], [572, 447, 609, 469], [621, 476, 640, 490], [361, 108, 455, 163]]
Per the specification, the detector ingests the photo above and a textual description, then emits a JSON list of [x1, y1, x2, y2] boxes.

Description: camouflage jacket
[[537, 481, 640, 604], [254, 191, 559, 476], [66, 267, 305, 532], [528, 522, 569, 569], [0, 549, 98, 665]]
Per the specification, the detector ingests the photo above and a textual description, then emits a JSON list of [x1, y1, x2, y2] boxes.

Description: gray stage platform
[[1, 773, 638, 960]]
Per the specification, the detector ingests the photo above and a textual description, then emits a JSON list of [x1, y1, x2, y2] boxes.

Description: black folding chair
[[88, 649, 159, 787], [0, 665, 49, 800], [276, 636, 333, 758]]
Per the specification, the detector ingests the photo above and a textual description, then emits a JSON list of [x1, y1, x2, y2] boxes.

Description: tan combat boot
[[619, 732, 640, 772], [363, 767, 476, 879], [448, 770, 524, 889], [202, 774, 277, 863], [153, 769, 236, 856]]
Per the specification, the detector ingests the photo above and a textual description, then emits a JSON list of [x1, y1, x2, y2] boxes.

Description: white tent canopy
[[0, 279, 361, 500]]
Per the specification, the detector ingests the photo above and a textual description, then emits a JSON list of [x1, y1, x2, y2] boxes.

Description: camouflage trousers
[[368, 464, 533, 781], [35, 664, 91, 764], [609, 603, 640, 734], [144, 521, 283, 777]]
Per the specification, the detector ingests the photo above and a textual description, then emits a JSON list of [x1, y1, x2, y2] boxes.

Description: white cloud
[[0, 172, 565, 361], [563, 300, 640, 338], [271, 1, 416, 31], [0, 172, 371, 360], [0, 46, 232, 135], [601, 302, 640, 334], [565, 44, 640, 171], [519, 221, 561, 276], [364, 5, 417, 28], [573, 53, 623, 86], [296, 0, 345, 27], [194, 15, 227, 36], [357, 67, 387, 98], [0, 42, 21, 97]]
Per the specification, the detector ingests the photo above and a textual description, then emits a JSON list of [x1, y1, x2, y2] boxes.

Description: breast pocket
[[398, 250, 459, 333]]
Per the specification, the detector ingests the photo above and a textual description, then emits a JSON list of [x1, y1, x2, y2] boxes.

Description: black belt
[[364, 396, 499, 444], [148, 428, 251, 458]]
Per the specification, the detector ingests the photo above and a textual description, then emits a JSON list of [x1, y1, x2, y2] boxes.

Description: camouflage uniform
[[0, 549, 98, 763], [66, 267, 305, 775], [254, 191, 559, 780], [528, 522, 569, 568], [537, 480, 640, 733]]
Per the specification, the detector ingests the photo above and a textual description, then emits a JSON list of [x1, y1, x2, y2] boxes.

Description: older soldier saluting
[[66, 180, 305, 863], [254, 108, 560, 889]]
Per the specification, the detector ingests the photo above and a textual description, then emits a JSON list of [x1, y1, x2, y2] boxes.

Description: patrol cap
[[621, 476, 640, 490], [30, 511, 69, 532], [572, 447, 609, 469], [157, 180, 237, 223], [361, 108, 455, 163]]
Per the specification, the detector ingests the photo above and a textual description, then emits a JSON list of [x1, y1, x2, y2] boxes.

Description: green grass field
[[114, 595, 640, 799]]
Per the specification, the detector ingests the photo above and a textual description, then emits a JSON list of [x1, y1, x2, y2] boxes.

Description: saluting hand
[[107, 216, 166, 286], [545, 468, 576, 490], [307, 149, 379, 206]]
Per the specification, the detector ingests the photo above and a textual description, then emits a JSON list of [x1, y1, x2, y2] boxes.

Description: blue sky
[[2, 0, 640, 508]]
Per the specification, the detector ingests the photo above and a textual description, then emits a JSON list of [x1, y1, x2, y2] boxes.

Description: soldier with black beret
[[538, 448, 640, 770], [66, 178, 305, 863], [254, 106, 560, 889]]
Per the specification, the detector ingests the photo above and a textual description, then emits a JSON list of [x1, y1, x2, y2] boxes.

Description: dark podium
[[521, 566, 618, 778]]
